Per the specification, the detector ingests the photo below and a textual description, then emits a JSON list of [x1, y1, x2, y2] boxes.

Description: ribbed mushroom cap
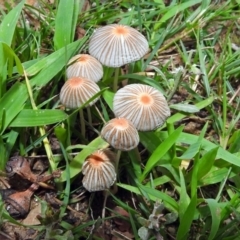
[[66, 54, 103, 83], [89, 24, 148, 67], [101, 118, 139, 151], [60, 77, 100, 109], [82, 149, 116, 192], [113, 84, 170, 131]]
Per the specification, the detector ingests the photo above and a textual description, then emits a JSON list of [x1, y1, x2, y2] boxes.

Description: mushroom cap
[[101, 117, 139, 151], [59, 77, 100, 109], [89, 24, 149, 67], [66, 54, 103, 83], [82, 149, 116, 192], [113, 84, 170, 131]]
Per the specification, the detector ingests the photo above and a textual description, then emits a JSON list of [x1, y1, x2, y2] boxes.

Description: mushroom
[[60, 77, 100, 136], [101, 117, 139, 151], [60, 76, 100, 109], [89, 24, 148, 68], [89, 24, 149, 91], [101, 117, 140, 178], [113, 84, 170, 131], [66, 54, 103, 83], [82, 149, 116, 192]]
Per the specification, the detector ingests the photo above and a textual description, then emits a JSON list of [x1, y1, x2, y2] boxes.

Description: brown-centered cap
[[82, 149, 116, 192], [113, 84, 170, 131], [66, 54, 103, 83], [89, 24, 148, 67], [101, 117, 139, 151], [59, 77, 100, 109]]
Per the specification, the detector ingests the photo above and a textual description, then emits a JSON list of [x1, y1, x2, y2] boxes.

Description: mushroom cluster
[[59, 24, 170, 195]]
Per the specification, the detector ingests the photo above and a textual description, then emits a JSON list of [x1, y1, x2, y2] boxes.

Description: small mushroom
[[59, 76, 100, 109], [66, 54, 103, 83], [101, 117, 139, 151], [59, 76, 101, 137], [82, 149, 116, 192], [113, 84, 170, 131]]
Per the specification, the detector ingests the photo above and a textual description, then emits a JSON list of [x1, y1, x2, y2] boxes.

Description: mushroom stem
[[79, 109, 85, 138], [115, 149, 122, 173], [87, 107, 92, 126], [113, 67, 120, 92]]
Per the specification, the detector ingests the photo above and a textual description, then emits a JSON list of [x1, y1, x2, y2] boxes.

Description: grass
[[0, 0, 240, 239]]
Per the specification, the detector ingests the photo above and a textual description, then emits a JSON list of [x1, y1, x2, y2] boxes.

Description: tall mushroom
[[60, 76, 100, 136], [113, 84, 170, 131], [89, 24, 148, 91]]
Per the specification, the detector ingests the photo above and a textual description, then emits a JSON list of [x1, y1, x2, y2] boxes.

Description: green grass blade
[[197, 147, 219, 180], [0, 83, 28, 134], [26, 38, 87, 78], [179, 169, 190, 221], [177, 193, 197, 240], [59, 143, 71, 218], [0, 0, 26, 45], [118, 183, 179, 212], [54, 0, 80, 50], [0, 136, 7, 170], [140, 126, 184, 182], [1, 42, 24, 75], [10, 109, 68, 127], [205, 199, 221, 240], [178, 132, 240, 167], [167, 97, 214, 124]]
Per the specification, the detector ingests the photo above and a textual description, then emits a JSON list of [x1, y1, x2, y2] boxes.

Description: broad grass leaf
[[178, 132, 240, 167], [0, 136, 7, 170], [228, 129, 240, 153], [26, 38, 87, 78], [197, 147, 218, 180], [167, 96, 214, 124], [0, 0, 25, 45], [60, 136, 109, 182], [102, 89, 114, 111], [177, 193, 197, 240], [179, 169, 190, 220], [139, 131, 161, 153], [54, 0, 80, 50], [199, 167, 235, 186], [119, 74, 165, 93], [170, 103, 200, 113], [205, 199, 221, 240], [153, 0, 202, 29], [1, 42, 24, 75], [140, 126, 183, 182], [0, 83, 28, 133], [128, 149, 142, 179], [179, 141, 201, 160], [10, 109, 68, 127], [118, 183, 179, 212], [145, 175, 171, 187], [5, 130, 18, 158]]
